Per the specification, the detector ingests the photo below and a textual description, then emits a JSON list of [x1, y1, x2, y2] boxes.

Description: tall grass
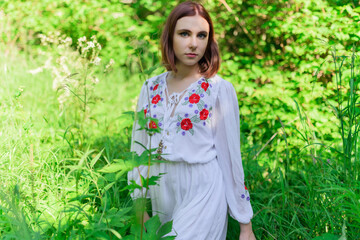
[[0, 42, 135, 239], [1, 28, 360, 239], [330, 46, 360, 182], [0, 35, 174, 239]]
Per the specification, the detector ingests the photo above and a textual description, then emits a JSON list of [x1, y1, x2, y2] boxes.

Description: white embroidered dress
[[128, 72, 253, 240]]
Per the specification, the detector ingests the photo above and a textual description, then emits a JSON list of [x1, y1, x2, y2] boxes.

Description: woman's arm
[[213, 80, 254, 222], [239, 221, 256, 240], [212, 79, 255, 238]]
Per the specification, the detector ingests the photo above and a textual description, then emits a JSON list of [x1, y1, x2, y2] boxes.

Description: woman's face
[[172, 14, 210, 68]]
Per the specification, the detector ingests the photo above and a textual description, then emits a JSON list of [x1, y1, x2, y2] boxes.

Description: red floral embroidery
[[200, 109, 209, 120], [181, 118, 193, 130], [189, 94, 200, 104], [153, 84, 159, 91], [144, 108, 147, 115], [149, 120, 157, 129], [245, 185, 248, 190], [201, 82, 209, 92], [152, 94, 161, 104]]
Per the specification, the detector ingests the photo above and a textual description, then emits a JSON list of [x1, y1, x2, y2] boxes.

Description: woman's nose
[[189, 36, 197, 49]]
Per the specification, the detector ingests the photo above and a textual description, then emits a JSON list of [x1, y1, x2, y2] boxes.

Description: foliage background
[[1, 0, 360, 239]]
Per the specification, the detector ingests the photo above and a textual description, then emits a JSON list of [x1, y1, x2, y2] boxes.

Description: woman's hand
[[239, 231, 256, 240], [134, 198, 150, 228], [142, 211, 150, 225], [239, 221, 256, 240]]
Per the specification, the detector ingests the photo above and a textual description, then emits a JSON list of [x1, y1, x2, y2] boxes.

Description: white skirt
[[149, 159, 228, 240]]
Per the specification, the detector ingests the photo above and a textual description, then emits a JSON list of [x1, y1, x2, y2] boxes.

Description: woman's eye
[[198, 33, 207, 39], [180, 32, 189, 37]]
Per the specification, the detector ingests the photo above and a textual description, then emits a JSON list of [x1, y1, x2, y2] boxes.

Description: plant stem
[[83, 63, 89, 121]]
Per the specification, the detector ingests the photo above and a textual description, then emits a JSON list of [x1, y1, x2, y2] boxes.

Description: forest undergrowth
[[1, 36, 360, 239], [1, 0, 360, 238]]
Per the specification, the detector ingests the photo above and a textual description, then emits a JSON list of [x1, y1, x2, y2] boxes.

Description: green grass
[[1, 43, 360, 239], [0, 45, 138, 239]]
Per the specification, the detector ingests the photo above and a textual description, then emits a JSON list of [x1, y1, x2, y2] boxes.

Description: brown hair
[[160, 1, 220, 78]]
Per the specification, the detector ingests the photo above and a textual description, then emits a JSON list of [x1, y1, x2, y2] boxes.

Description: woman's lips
[[185, 53, 197, 58]]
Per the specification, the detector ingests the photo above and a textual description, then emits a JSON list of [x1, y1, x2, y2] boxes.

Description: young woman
[[128, 2, 255, 239]]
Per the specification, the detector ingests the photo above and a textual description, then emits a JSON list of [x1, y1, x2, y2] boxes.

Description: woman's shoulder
[[143, 72, 168, 88], [209, 74, 236, 94]]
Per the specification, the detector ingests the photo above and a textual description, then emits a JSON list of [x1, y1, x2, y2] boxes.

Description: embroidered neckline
[[164, 72, 205, 97], [146, 72, 214, 136]]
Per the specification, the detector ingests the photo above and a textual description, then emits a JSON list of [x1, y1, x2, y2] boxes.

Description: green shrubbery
[[1, 0, 360, 239]]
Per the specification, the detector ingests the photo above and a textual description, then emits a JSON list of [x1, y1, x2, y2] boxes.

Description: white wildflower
[[63, 37, 72, 45], [78, 36, 86, 43], [127, 26, 136, 31], [92, 57, 101, 65], [57, 87, 71, 107], [58, 56, 71, 76], [87, 41, 95, 49], [44, 56, 53, 69], [28, 67, 43, 75], [92, 77, 99, 84], [112, 12, 124, 19], [55, 11, 63, 17], [104, 58, 115, 72]]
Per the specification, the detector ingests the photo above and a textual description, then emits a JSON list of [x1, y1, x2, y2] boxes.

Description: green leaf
[[144, 215, 162, 239], [192, 117, 200, 123], [144, 64, 159, 75], [190, 115, 198, 121], [99, 163, 127, 173], [197, 100, 205, 111], [189, 129, 194, 135], [107, 228, 122, 239], [104, 182, 116, 191], [122, 180, 142, 193], [147, 174, 164, 187], [90, 148, 104, 168], [157, 220, 174, 238], [161, 236, 177, 240]]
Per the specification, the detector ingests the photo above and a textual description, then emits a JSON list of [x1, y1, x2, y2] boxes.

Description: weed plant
[[0, 36, 174, 239], [242, 45, 360, 240], [0, 41, 133, 239], [1, 17, 360, 240]]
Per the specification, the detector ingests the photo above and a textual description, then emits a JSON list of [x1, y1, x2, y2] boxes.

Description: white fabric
[[149, 160, 228, 239], [213, 80, 254, 223], [128, 72, 253, 239]]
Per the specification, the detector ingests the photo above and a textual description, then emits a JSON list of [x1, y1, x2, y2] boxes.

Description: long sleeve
[[127, 83, 150, 199], [213, 80, 253, 223]]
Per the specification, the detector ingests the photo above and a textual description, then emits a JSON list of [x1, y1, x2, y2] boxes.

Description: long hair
[[160, 1, 220, 78]]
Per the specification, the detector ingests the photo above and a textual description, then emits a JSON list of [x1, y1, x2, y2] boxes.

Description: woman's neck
[[166, 63, 203, 95], [171, 63, 201, 81]]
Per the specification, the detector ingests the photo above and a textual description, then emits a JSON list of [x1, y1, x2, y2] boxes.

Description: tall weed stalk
[[329, 45, 360, 182], [99, 63, 176, 239], [35, 33, 113, 151]]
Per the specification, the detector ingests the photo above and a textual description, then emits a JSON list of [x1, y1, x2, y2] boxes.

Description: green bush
[[1, 0, 360, 239]]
